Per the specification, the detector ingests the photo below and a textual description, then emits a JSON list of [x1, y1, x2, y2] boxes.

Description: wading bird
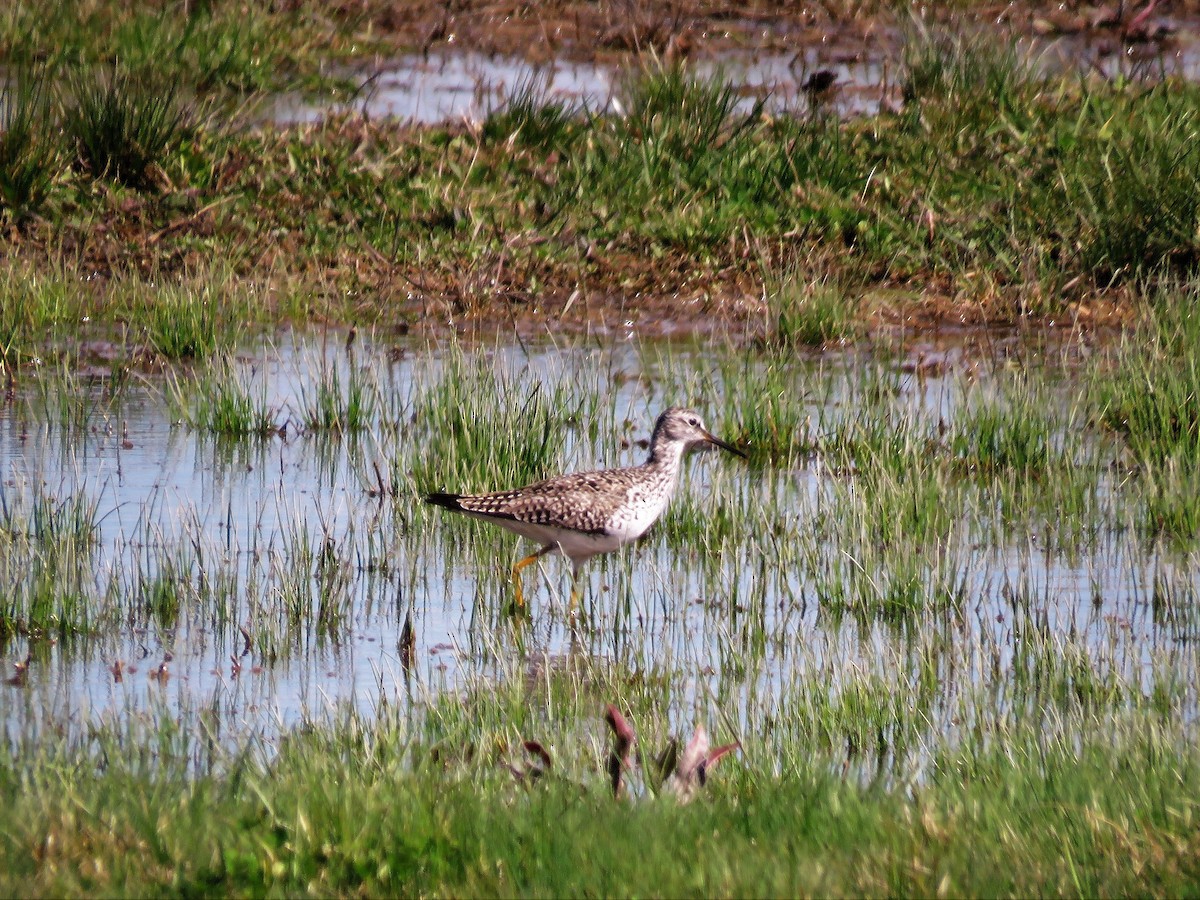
[[426, 407, 745, 610]]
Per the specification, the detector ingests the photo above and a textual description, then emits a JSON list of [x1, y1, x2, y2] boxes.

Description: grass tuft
[[298, 357, 378, 433], [901, 24, 1038, 122], [0, 488, 101, 641], [405, 348, 609, 503], [64, 65, 188, 190], [949, 383, 1058, 476], [140, 277, 241, 360], [0, 64, 58, 220], [1092, 288, 1200, 539], [1056, 88, 1200, 280], [166, 353, 277, 435], [482, 72, 580, 152], [768, 270, 859, 347]]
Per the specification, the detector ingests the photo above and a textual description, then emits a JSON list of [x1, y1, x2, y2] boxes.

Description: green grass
[[901, 23, 1040, 121], [482, 72, 580, 152], [16, 490, 99, 550], [166, 353, 277, 435], [305, 62, 1195, 324], [136, 270, 247, 360], [0, 0, 366, 94], [0, 64, 57, 220], [136, 559, 189, 629], [1093, 296, 1200, 464], [406, 345, 608, 497], [64, 65, 189, 190], [1091, 287, 1200, 540], [949, 376, 1073, 476], [0, 701, 1196, 897], [768, 272, 860, 347], [1, 331, 1200, 894], [25, 359, 124, 433], [1056, 88, 1200, 280], [3, 10, 1200, 884], [0, 263, 85, 367], [0, 38, 1198, 351], [0, 487, 101, 640], [717, 348, 816, 463], [298, 356, 378, 434]]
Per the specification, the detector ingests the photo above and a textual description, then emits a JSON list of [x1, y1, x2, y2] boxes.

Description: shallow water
[[267, 49, 888, 126], [1, 333, 1197, 769], [267, 23, 1200, 126]]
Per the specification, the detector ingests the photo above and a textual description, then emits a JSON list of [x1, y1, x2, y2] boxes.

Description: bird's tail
[[425, 492, 465, 511]]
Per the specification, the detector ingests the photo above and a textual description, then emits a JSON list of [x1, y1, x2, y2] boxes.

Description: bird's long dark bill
[[704, 430, 747, 459]]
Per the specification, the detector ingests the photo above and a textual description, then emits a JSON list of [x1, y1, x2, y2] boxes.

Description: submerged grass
[[1092, 284, 1200, 540], [0, 264, 85, 367], [298, 356, 378, 434], [25, 359, 126, 434], [717, 348, 815, 463], [166, 353, 276, 435], [949, 375, 1078, 476], [1093, 294, 1200, 464], [0, 487, 102, 641], [405, 346, 610, 498]]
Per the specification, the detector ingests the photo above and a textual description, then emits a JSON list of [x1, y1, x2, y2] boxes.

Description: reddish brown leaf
[[399, 612, 416, 671], [605, 704, 637, 799], [523, 739, 552, 771], [706, 741, 742, 768]]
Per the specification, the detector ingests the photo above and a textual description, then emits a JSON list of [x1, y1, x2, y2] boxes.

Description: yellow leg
[[510, 547, 551, 610], [568, 565, 582, 614]]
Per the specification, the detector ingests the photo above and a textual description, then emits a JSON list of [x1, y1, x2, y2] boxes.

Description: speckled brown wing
[[426, 467, 645, 536]]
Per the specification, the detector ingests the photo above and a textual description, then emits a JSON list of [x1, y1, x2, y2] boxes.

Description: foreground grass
[[0, 707, 1196, 897]]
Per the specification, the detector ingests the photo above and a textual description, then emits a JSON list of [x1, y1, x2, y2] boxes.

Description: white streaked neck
[[645, 437, 688, 478]]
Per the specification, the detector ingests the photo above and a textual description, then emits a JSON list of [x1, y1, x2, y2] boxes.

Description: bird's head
[[652, 407, 746, 458]]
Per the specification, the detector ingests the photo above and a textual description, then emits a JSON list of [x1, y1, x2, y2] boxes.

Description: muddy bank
[[341, 1, 1198, 64]]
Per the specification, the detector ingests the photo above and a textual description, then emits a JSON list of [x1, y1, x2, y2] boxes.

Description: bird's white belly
[[477, 516, 625, 562], [606, 484, 671, 544]]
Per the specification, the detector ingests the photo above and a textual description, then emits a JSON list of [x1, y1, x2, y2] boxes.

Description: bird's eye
[[687, 417, 699, 427]]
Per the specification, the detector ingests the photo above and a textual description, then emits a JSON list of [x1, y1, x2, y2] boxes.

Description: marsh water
[[2, 332, 1197, 770], [268, 25, 1200, 126]]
